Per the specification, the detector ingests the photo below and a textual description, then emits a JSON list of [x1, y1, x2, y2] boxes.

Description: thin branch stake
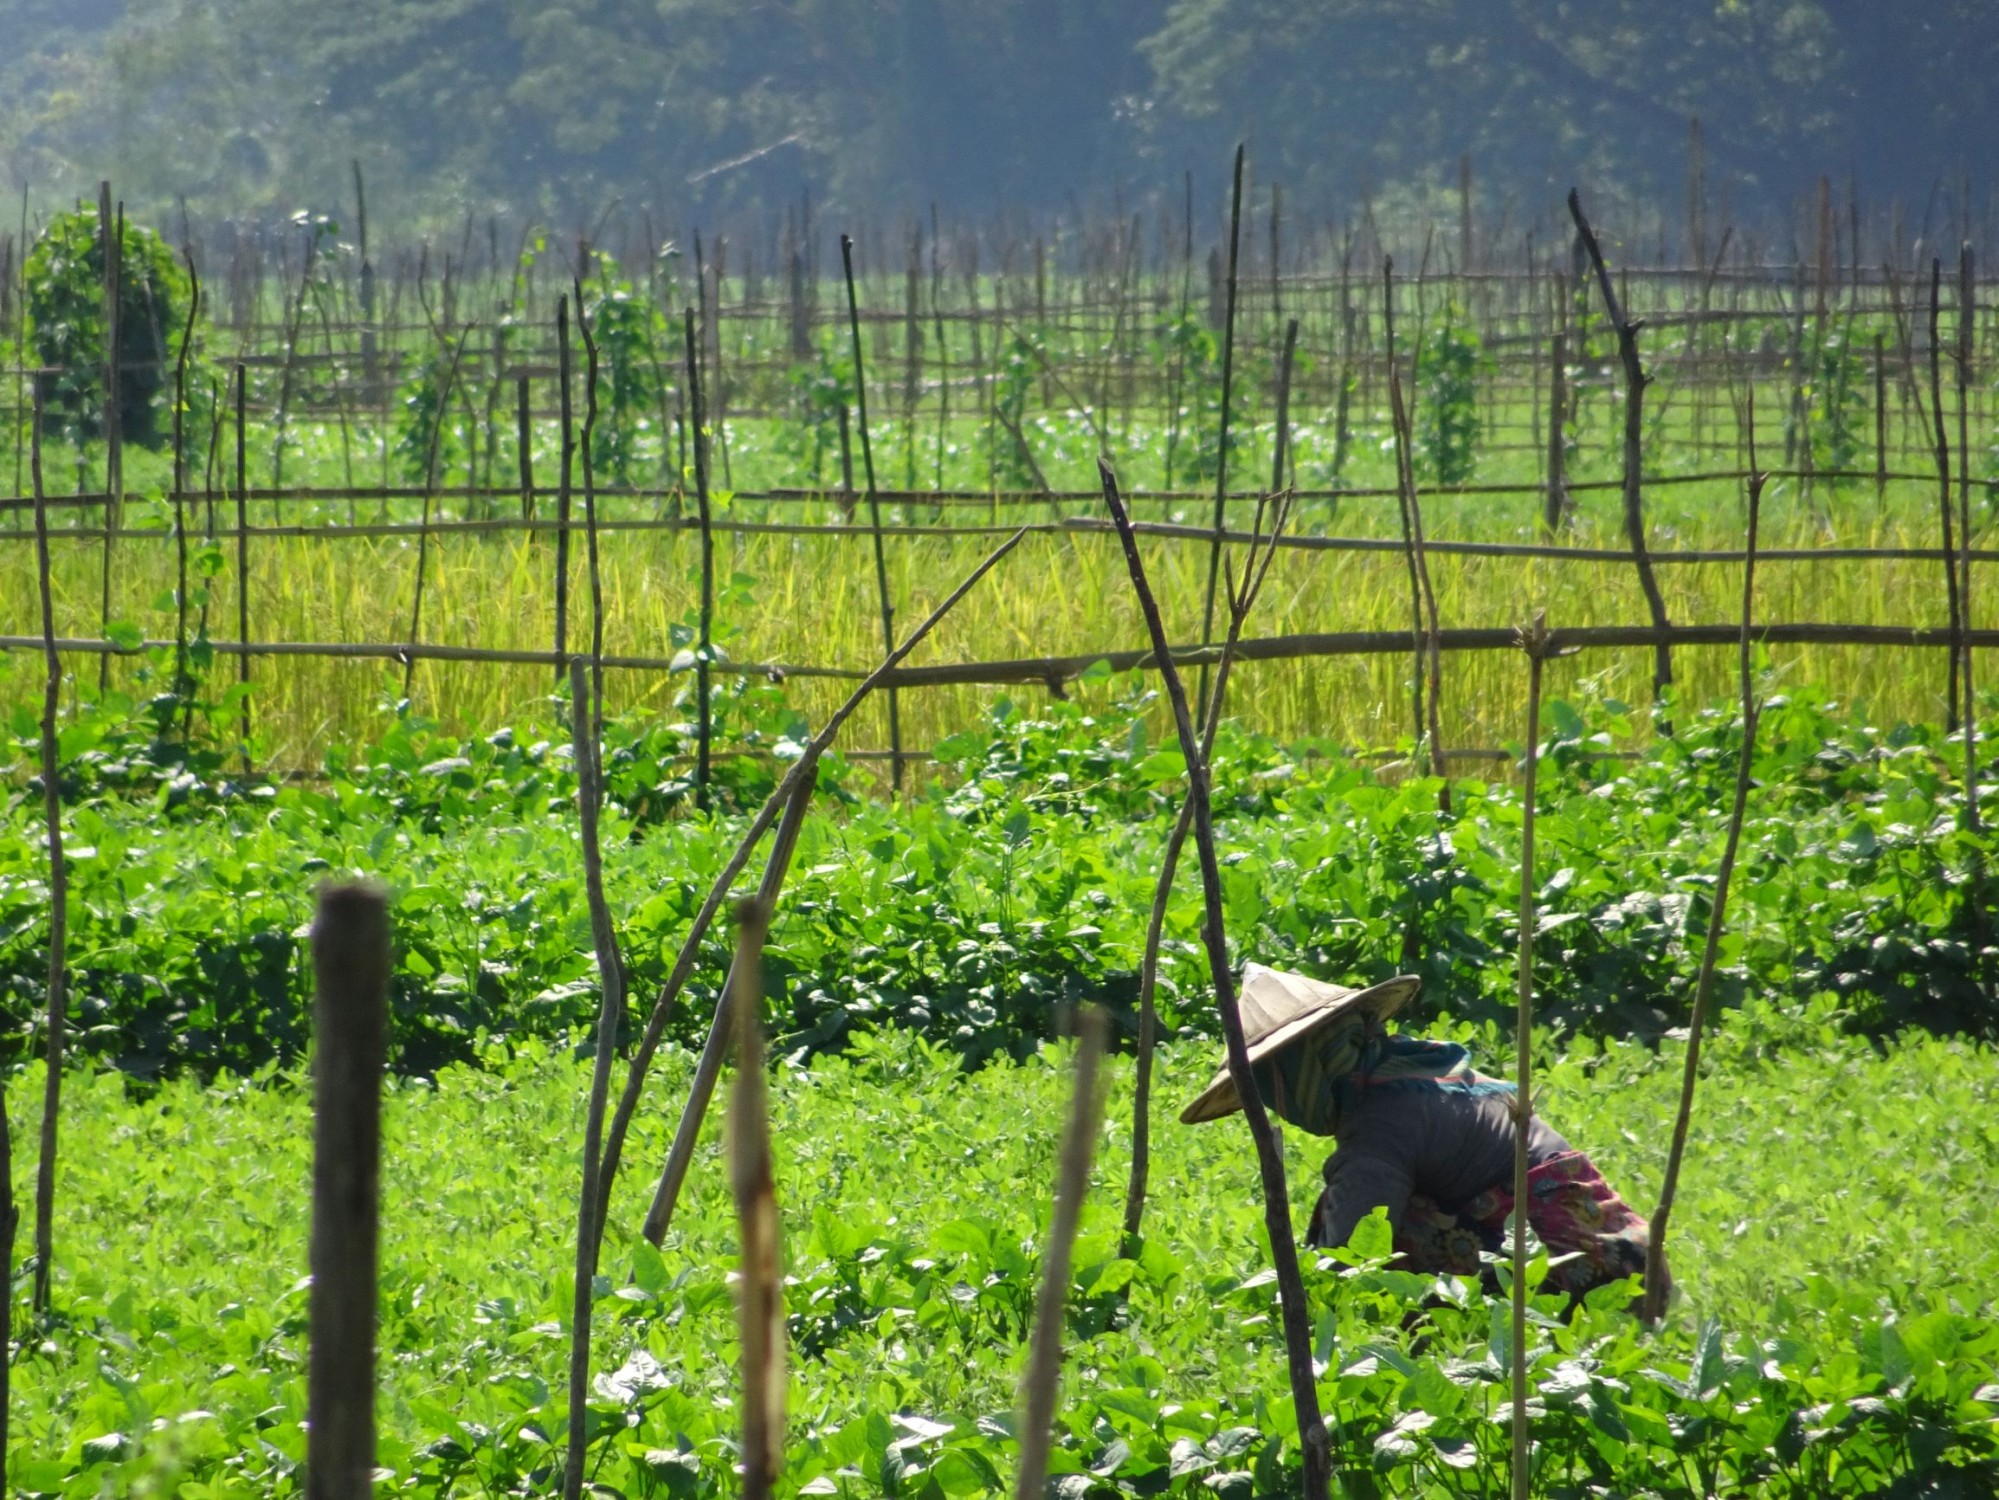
[[30, 389, 66, 1315], [1099, 458, 1332, 1500], [1643, 471, 1764, 1323], [1570, 189, 1674, 720], [599, 530, 1028, 1253]]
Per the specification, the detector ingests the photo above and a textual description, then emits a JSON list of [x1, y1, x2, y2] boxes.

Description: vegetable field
[[2, 184, 1997, 1497]]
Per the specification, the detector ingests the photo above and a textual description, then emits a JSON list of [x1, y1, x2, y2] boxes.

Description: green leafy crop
[[25, 209, 191, 453]]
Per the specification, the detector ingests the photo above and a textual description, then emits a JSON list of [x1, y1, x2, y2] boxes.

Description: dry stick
[[635, 763, 817, 1250], [562, 658, 627, 1500], [600, 530, 1027, 1254], [1545, 325, 1569, 536], [402, 328, 472, 699], [1928, 260, 1963, 735], [516, 376, 535, 523], [727, 898, 785, 1500], [1642, 471, 1764, 1326], [1270, 317, 1299, 495], [841, 233, 903, 790], [1196, 145, 1246, 719], [304, 881, 390, 1500], [171, 255, 201, 710], [574, 287, 608, 739], [1121, 493, 1293, 1252], [1384, 261, 1449, 802], [1570, 190, 1674, 721], [1098, 458, 1333, 1500], [684, 309, 716, 808], [29, 392, 65, 1316], [1015, 1006, 1110, 1500], [1509, 611, 1558, 1500], [554, 295, 575, 682], [234, 365, 251, 774]]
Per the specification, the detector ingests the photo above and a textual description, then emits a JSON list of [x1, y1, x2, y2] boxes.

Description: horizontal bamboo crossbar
[[6, 621, 1990, 693], [10, 510, 1995, 566]]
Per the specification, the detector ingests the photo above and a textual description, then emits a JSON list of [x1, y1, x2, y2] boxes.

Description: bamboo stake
[[1014, 1006, 1108, 1500], [1570, 190, 1675, 720], [171, 254, 200, 710], [30, 390, 66, 1316], [562, 657, 626, 1500], [841, 233, 903, 789], [1098, 458, 1333, 1500], [304, 881, 389, 1500], [602, 530, 1027, 1253], [684, 308, 716, 807], [1955, 247, 1980, 856], [1509, 612, 1554, 1500], [234, 364, 251, 774], [728, 897, 784, 1500], [1642, 471, 1764, 1324], [1196, 145, 1246, 718]]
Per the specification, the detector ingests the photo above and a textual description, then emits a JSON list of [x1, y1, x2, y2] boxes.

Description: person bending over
[[1181, 965, 1665, 1303]]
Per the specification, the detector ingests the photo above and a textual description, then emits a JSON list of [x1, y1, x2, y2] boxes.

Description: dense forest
[[3, 1, 1997, 230]]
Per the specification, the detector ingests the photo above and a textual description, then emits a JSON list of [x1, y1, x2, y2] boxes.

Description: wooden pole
[[840, 232, 903, 790], [1014, 1007, 1108, 1500], [1098, 458, 1333, 1500], [1643, 472, 1764, 1323], [304, 881, 390, 1500], [728, 898, 784, 1500], [29, 390, 67, 1316]]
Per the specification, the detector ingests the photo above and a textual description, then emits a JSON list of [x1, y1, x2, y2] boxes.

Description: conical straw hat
[[1179, 964, 1421, 1124]]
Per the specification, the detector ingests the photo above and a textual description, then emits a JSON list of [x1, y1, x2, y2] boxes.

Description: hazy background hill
[[2, 0, 1996, 235]]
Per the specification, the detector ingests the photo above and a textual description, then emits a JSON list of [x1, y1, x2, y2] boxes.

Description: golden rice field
[[0, 472, 1974, 771]]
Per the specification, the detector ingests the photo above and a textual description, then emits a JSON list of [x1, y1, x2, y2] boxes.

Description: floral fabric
[[1391, 1149, 1657, 1298]]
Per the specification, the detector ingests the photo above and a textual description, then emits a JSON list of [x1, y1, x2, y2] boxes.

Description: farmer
[[1181, 964, 1663, 1303]]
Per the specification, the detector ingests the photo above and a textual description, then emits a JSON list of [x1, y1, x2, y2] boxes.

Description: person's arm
[[1304, 1142, 1415, 1252]]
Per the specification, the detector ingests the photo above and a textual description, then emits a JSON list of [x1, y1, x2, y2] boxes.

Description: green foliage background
[[5, 2, 1998, 223], [23, 206, 189, 451]]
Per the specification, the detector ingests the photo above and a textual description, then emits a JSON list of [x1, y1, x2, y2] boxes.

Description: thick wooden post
[[306, 882, 390, 1500]]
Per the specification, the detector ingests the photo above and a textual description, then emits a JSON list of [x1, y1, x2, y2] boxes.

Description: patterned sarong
[[1393, 1150, 1658, 1299]]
